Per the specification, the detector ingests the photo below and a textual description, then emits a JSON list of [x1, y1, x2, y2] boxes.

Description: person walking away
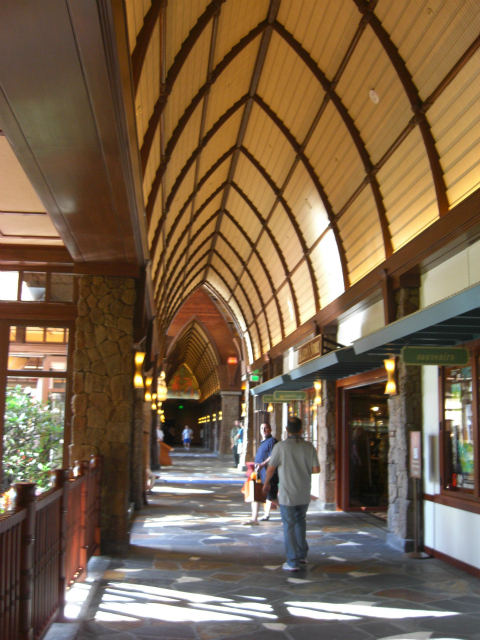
[[242, 422, 278, 525], [263, 416, 320, 571], [230, 420, 241, 467], [182, 425, 193, 449]]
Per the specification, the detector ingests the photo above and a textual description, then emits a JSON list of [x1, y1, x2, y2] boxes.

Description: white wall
[[337, 299, 385, 346], [421, 237, 480, 307], [422, 366, 440, 496]]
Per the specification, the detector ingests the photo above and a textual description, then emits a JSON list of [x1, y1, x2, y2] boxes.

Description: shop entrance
[[338, 373, 389, 512]]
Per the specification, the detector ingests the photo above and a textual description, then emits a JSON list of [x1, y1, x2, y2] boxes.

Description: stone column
[[243, 383, 255, 463], [271, 403, 283, 440], [387, 286, 421, 551], [316, 379, 336, 509], [219, 392, 241, 455], [70, 275, 136, 554]]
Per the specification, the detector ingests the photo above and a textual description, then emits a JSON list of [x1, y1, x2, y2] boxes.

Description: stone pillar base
[[387, 532, 414, 553]]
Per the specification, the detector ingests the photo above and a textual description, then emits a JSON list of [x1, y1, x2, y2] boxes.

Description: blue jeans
[[279, 504, 309, 567]]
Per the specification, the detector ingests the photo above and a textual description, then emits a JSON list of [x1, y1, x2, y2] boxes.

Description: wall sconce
[[134, 352, 145, 388], [157, 372, 168, 402], [384, 358, 397, 395], [241, 403, 246, 417], [219, 411, 222, 421], [314, 380, 322, 406], [144, 376, 153, 402], [151, 402, 157, 411], [267, 402, 273, 412]]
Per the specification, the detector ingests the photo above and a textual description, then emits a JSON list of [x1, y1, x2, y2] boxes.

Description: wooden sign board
[[409, 431, 422, 479], [298, 335, 323, 365], [402, 346, 469, 366]]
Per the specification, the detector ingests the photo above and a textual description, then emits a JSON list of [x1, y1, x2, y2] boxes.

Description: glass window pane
[[46, 328, 65, 343], [0, 271, 19, 300], [50, 274, 74, 302], [25, 327, 45, 342], [9, 326, 16, 341], [444, 364, 474, 492], [21, 272, 46, 301]]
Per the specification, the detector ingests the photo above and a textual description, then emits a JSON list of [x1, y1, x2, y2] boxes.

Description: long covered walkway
[[51, 454, 480, 640]]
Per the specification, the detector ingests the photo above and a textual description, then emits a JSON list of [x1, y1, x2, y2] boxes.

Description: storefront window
[[443, 363, 475, 492]]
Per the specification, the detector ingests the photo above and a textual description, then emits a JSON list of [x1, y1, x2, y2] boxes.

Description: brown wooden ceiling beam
[[141, 17, 267, 173], [353, 0, 449, 217], [272, 21, 392, 263], [0, 245, 73, 266], [131, 0, 166, 95]]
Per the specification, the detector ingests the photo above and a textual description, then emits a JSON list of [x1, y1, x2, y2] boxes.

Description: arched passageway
[[54, 452, 480, 640]]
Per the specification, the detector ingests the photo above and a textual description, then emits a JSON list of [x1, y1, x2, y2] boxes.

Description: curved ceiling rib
[[140, 0, 227, 173], [141, 16, 267, 175], [271, 22, 393, 260], [352, 0, 449, 217], [131, 0, 166, 94]]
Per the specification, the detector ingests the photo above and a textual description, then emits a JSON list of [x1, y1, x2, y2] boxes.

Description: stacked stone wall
[[317, 380, 336, 506], [70, 275, 136, 553]]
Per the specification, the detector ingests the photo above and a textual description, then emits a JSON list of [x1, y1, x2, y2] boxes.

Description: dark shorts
[[266, 483, 278, 502], [183, 438, 191, 444]]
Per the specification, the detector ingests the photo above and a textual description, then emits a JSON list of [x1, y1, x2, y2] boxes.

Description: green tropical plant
[[2, 385, 64, 493]]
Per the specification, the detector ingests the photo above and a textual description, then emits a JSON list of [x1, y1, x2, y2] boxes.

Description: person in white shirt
[[182, 426, 193, 449]]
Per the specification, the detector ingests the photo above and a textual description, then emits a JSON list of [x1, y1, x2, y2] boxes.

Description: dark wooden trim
[[433, 492, 480, 515], [73, 262, 139, 278], [131, 0, 165, 95], [0, 301, 77, 321], [335, 367, 387, 389], [141, 16, 267, 172], [0, 245, 73, 266], [423, 545, 480, 579], [380, 269, 396, 325], [353, 0, 449, 217]]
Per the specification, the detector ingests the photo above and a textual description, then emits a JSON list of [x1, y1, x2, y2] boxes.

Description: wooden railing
[[0, 456, 102, 640]]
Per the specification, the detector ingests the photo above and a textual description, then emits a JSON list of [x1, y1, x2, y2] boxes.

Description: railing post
[[51, 470, 70, 623], [14, 482, 36, 640], [75, 461, 89, 581]]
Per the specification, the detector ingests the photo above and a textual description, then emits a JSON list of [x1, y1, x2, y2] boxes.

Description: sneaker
[[282, 562, 300, 572]]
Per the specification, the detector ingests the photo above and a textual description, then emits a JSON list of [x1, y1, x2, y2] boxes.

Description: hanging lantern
[[384, 358, 397, 395], [144, 376, 153, 402], [133, 352, 145, 388], [157, 374, 168, 402], [314, 380, 322, 406]]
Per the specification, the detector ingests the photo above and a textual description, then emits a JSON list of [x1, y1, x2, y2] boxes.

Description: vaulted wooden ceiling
[[128, 0, 480, 364]]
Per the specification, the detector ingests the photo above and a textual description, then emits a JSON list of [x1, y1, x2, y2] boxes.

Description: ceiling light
[[369, 89, 379, 104]]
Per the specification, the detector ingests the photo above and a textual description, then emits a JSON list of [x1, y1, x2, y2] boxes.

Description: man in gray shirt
[[263, 416, 320, 571]]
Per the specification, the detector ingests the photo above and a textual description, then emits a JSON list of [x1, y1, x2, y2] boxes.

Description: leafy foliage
[[2, 386, 64, 492]]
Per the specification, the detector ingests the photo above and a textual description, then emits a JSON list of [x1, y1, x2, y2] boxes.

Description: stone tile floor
[[49, 452, 480, 640]]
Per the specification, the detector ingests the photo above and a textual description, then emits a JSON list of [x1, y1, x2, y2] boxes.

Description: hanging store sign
[[297, 335, 323, 365], [262, 391, 307, 403], [401, 346, 469, 366]]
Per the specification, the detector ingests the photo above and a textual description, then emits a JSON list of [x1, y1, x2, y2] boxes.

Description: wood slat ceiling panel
[[234, 286, 254, 329], [190, 193, 223, 237], [247, 322, 260, 363], [165, 233, 189, 281], [265, 296, 283, 347], [239, 270, 263, 315], [195, 164, 229, 207], [278, 0, 359, 82], [125, 0, 151, 52], [243, 103, 297, 189], [291, 261, 315, 325], [143, 127, 161, 199], [165, 164, 196, 239], [0, 138, 45, 212], [336, 26, 411, 166], [221, 215, 252, 263], [277, 281, 297, 337], [135, 22, 161, 145], [234, 153, 277, 220], [164, 106, 203, 198], [378, 0, 479, 101], [189, 218, 217, 256], [282, 163, 329, 247], [227, 189, 263, 243], [216, 236, 242, 274], [338, 188, 385, 286], [0, 213, 60, 241], [197, 108, 244, 184], [211, 252, 237, 291], [165, 0, 209, 72], [204, 37, 259, 134], [214, 0, 269, 67], [269, 203, 303, 274], [246, 252, 273, 305], [255, 233, 286, 291], [212, 276, 247, 331], [255, 310, 269, 354], [148, 186, 162, 245], [304, 102, 361, 213], [258, 32, 325, 145], [378, 127, 438, 251], [181, 276, 204, 308], [164, 23, 212, 144], [429, 52, 480, 207], [310, 229, 345, 308]]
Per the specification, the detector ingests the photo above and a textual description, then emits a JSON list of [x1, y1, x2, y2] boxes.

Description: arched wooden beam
[[150, 146, 236, 282], [146, 93, 248, 225], [131, 0, 166, 95], [166, 315, 221, 366], [141, 17, 267, 173], [239, 146, 315, 320], [352, 0, 449, 217], [271, 23, 393, 260], [252, 94, 351, 289]]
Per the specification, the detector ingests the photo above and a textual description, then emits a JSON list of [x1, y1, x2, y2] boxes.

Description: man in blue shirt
[[242, 423, 278, 525], [263, 417, 320, 570]]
